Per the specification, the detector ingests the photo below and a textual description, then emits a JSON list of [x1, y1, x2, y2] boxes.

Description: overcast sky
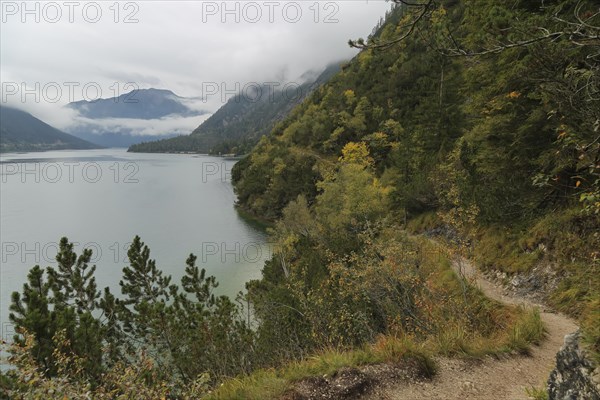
[[1, 0, 392, 134]]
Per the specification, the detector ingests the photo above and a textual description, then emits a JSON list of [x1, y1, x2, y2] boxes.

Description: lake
[[0, 148, 270, 349]]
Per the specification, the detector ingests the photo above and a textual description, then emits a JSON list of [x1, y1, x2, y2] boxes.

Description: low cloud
[[1, 1, 392, 139], [66, 113, 210, 137], [1, 95, 209, 138]]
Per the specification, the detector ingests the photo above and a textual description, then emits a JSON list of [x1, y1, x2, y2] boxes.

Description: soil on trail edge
[[282, 257, 578, 400], [281, 363, 430, 400], [366, 257, 578, 400]]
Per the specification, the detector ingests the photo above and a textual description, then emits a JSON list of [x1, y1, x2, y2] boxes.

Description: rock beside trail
[[548, 331, 600, 400]]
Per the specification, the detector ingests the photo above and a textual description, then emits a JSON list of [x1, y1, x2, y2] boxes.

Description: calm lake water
[[0, 148, 270, 348]]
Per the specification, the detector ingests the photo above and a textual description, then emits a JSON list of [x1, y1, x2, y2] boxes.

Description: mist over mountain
[[0, 106, 101, 152], [65, 88, 208, 148], [129, 63, 342, 155], [67, 88, 203, 120]]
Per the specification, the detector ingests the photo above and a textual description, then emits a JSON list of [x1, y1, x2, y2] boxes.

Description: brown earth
[[282, 257, 578, 400]]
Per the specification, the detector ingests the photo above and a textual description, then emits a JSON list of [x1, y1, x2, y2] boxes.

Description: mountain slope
[[0, 106, 101, 152], [68, 88, 202, 120], [65, 88, 207, 148], [231, 0, 599, 382], [232, 2, 599, 221], [128, 63, 341, 155]]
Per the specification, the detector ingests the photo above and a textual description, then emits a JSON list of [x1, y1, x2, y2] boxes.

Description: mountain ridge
[[67, 88, 203, 120], [63, 88, 208, 148], [0, 106, 101, 153], [128, 63, 343, 155]]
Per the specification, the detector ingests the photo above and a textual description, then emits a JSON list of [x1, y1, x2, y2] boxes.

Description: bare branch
[[350, 0, 600, 54], [349, 0, 435, 50], [441, 32, 565, 57]]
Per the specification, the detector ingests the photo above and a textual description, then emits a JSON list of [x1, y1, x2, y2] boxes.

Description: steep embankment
[[256, 248, 575, 400], [367, 257, 578, 400], [232, 1, 599, 392]]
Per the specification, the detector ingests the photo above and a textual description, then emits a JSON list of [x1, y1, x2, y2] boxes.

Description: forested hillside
[[128, 64, 341, 155], [235, 1, 599, 221], [233, 0, 599, 363]]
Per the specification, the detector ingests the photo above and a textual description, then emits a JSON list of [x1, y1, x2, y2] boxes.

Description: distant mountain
[[0, 106, 101, 152], [65, 88, 207, 148], [128, 63, 342, 155], [68, 88, 202, 120]]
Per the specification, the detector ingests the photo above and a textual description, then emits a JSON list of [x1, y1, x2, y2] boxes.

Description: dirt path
[[366, 257, 578, 400]]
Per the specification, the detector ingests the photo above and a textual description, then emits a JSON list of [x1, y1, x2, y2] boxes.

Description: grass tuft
[[506, 308, 545, 355], [526, 385, 549, 400]]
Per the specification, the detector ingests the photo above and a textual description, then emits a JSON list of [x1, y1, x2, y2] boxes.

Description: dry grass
[[206, 234, 546, 400]]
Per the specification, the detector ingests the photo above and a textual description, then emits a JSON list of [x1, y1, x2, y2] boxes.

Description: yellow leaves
[[367, 131, 389, 142], [273, 157, 286, 175], [373, 177, 391, 196], [281, 232, 300, 252], [343, 89, 356, 106], [358, 51, 373, 70], [339, 142, 373, 167], [507, 91, 521, 99]]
